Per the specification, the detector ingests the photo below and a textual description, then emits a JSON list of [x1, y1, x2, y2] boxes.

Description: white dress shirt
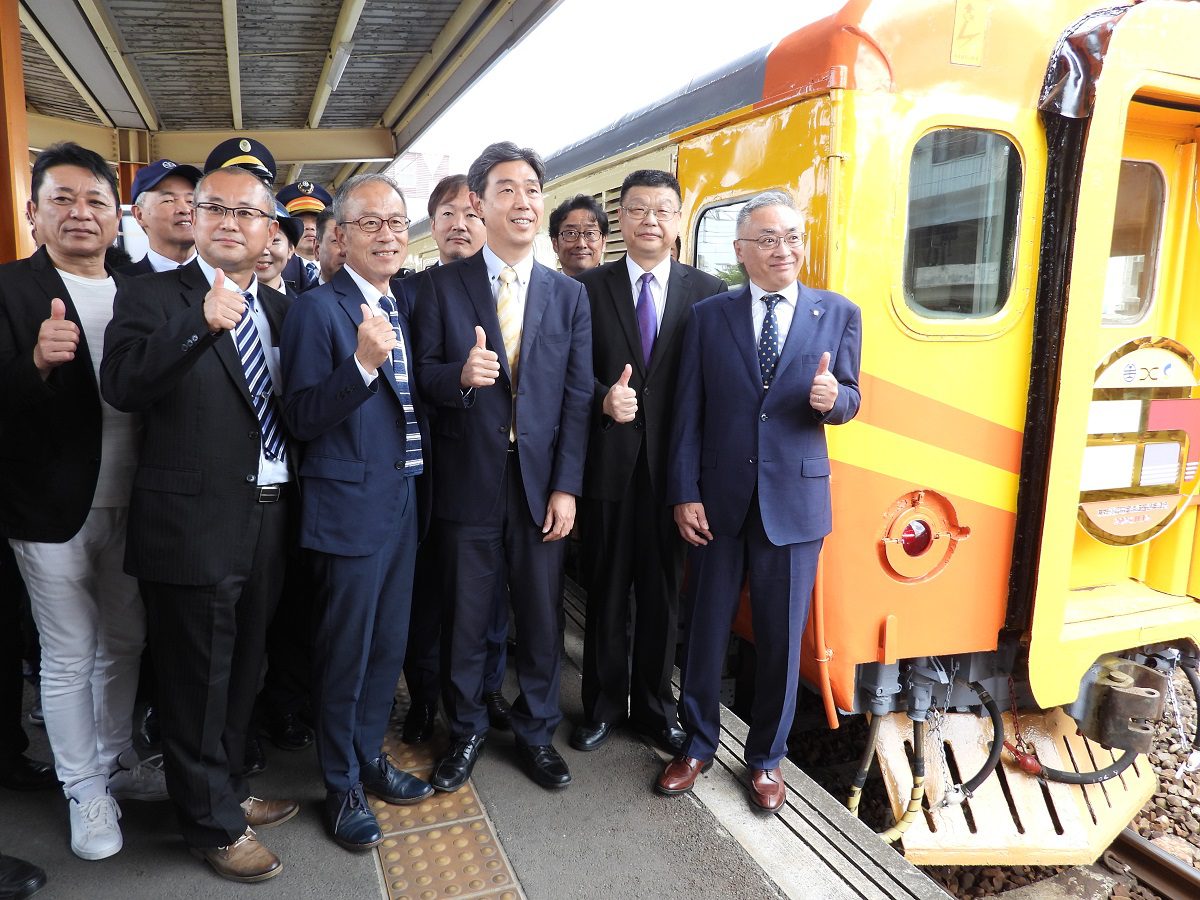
[[749, 280, 799, 350], [146, 247, 195, 272]]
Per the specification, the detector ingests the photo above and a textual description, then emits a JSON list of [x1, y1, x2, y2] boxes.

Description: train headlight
[[879, 490, 968, 582]]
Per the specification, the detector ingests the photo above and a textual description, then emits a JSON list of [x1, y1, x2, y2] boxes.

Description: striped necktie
[[496, 266, 521, 378], [377, 296, 424, 475], [235, 292, 286, 462]]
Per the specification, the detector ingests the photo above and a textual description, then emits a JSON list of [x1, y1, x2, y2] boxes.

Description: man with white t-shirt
[[0, 142, 167, 862]]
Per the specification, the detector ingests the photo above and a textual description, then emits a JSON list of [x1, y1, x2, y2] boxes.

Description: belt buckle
[[256, 484, 282, 503]]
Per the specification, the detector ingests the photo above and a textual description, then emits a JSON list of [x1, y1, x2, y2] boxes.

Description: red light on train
[[901, 520, 932, 556], [879, 490, 969, 582]]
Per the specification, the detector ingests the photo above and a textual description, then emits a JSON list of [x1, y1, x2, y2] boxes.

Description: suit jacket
[[119, 256, 155, 277], [282, 254, 318, 295], [279, 267, 430, 556], [100, 260, 293, 585], [0, 247, 126, 542], [412, 251, 592, 526], [578, 257, 725, 502], [668, 282, 862, 545]]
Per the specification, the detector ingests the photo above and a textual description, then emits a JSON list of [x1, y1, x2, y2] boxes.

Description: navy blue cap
[[130, 159, 202, 203], [277, 181, 332, 215], [204, 137, 276, 183]]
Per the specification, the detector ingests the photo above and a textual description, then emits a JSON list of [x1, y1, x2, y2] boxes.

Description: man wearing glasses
[[102, 165, 299, 882], [549, 194, 608, 277], [279, 174, 434, 852], [656, 190, 861, 812], [571, 170, 726, 756]]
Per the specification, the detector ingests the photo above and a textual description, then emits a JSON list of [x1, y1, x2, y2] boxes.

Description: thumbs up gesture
[[202, 267, 247, 333], [460, 325, 501, 388], [33, 298, 81, 378], [809, 351, 838, 413], [602, 363, 638, 424], [355, 303, 397, 371]]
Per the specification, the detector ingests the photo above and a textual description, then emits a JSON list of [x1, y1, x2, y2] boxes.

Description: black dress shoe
[[431, 733, 486, 792], [361, 755, 433, 805], [139, 705, 161, 747], [517, 743, 571, 789], [484, 691, 512, 730], [401, 702, 436, 744], [0, 755, 58, 792], [0, 852, 47, 898], [325, 785, 383, 851], [569, 721, 615, 752], [261, 712, 314, 752], [239, 736, 267, 778], [631, 720, 688, 755]]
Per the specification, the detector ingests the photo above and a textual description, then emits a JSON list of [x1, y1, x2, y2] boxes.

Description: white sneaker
[[69, 794, 123, 860], [108, 752, 169, 801]]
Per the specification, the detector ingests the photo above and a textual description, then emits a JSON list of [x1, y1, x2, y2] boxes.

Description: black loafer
[[0, 754, 58, 792], [569, 721, 615, 752], [632, 721, 687, 756], [0, 852, 46, 899], [518, 743, 571, 789], [325, 785, 383, 851], [361, 755, 433, 805], [401, 702, 436, 744], [484, 691, 512, 731], [431, 733, 486, 792], [261, 712, 314, 752]]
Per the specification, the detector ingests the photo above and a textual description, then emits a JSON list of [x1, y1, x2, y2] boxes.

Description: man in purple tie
[[571, 170, 726, 754]]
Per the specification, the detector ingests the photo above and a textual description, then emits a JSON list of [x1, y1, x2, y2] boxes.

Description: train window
[[694, 199, 749, 286], [904, 129, 1021, 319], [1101, 161, 1163, 326]]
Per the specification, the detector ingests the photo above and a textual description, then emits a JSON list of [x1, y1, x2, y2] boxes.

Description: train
[[409, 0, 1200, 865]]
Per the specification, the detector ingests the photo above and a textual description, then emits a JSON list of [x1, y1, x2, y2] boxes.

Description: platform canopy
[[17, 0, 557, 191]]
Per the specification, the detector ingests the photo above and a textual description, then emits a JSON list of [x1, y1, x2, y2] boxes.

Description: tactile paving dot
[[375, 783, 483, 833], [380, 822, 521, 900], [380, 732, 440, 773]]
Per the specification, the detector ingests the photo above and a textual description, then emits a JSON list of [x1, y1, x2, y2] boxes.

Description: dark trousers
[[311, 477, 417, 794], [440, 452, 565, 746], [678, 497, 821, 769], [403, 532, 507, 708], [1, 543, 30, 760], [143, 496, 288, 848], [259, 545, 316, 719], [580, 448, 685, 728]]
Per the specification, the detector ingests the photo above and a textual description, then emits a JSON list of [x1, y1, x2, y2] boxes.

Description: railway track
[[1103, 828, 1200, 900]]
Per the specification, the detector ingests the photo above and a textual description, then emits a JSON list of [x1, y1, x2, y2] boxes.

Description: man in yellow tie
[[413, 142, 593, 792]]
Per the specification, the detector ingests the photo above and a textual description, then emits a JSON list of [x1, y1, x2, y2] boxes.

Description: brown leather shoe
[[191, 828, 282, 882], [654, 756, 713, 796], [241, 796, 299, 828], [749, 766, 786, 811]]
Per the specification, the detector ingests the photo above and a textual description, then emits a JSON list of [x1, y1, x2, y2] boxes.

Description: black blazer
[[0, 247, 125, 542], [100, 260, 293, 586], [119, 256, 155, 277], [577, 256, 725, 502]]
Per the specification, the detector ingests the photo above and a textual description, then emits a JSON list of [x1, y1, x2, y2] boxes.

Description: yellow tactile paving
[[375, 691, 525, 900]]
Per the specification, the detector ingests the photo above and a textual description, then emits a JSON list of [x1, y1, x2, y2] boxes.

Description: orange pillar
[[0, 0, 33, 262], [119, 162, 143, 204]]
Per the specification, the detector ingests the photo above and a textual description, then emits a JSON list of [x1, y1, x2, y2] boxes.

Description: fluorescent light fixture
[[327, 42, 354, 92]]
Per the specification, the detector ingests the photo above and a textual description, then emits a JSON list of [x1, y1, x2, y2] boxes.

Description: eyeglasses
[[557, 229, 602, 243], [735, 232, 804, 251], [193, 201, 274, 222], [340, 215, 411, 234], [621, 205, 679, 222]]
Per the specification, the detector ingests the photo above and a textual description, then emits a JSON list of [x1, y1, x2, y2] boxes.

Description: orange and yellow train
[[411, 0, 1200, 862]]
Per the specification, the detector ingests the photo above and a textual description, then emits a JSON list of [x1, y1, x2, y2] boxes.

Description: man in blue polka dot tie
[[657, 189, 862, 813]]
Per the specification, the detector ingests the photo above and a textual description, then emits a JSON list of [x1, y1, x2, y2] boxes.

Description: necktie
[[758, 294, 782, 389], [304, 260, 317, 286], [496, 267, 521, 379], [377, 297, 424, 475], [234, 292, 287, 462], [635, 272, 657, 368]]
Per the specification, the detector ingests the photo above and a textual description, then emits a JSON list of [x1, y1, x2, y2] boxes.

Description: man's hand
[[202, 267, 246, 333], [809, 351, 838, 414], [33, 298, 80, 378], [461, 326, 501, 388], [602, 363, 638, 424], [355, 303, 396, 371], [542, 490, 576, 542], [674, 502, 713, 547]]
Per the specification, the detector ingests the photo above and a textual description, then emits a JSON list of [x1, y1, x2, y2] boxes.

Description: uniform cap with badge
[[204, 137, 277, 183], [277, 180, 333, 216]]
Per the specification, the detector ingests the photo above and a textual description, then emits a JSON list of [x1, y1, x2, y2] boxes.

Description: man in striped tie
[[279, 174, 433, 853]]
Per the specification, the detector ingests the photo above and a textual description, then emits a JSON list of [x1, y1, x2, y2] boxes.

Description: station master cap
[[277, 180, 333, 215], [204, 137, 277, 183]]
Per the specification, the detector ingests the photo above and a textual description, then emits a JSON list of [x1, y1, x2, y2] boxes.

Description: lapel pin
[[812, 309, 820, 317]]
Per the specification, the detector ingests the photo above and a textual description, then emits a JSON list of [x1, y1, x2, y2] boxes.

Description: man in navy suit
[[413, 142, 592, 792], [279, 174, 433, 851], [655, 190, 861, 812]]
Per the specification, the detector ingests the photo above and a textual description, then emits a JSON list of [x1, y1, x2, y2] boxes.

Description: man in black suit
[[101, 165, 300, 883], [571, 170, 726, 755], [414, 142, 592, 791], [120, 159, 202, 277]]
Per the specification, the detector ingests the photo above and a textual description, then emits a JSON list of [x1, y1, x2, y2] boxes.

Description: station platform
[[1, 581, 944, 899]]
